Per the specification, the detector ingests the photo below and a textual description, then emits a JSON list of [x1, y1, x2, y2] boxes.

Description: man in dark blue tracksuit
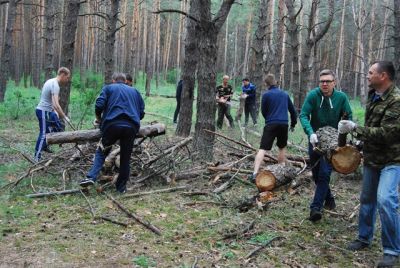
[[241, 78, 258, 126], [80, 72, 145, 193]]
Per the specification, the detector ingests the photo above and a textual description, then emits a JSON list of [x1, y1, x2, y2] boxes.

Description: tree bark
[[193, 0, 235, 160], [46, 123, 166, 145], [394, 0, 400, 85], [44, 0, 56, 81], [0, 0, 18, 102], [284, 0, 301, 110], [59, 0, 80, 114], [104, 0, 120, 84], [176, 0, 201, 137], [299, 0, 334, 104]]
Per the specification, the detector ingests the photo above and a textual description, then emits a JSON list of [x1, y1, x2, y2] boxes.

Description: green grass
[[0, 73, 379, 267]]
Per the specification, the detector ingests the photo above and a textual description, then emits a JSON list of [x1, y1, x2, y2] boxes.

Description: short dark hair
[[319, 69, 336, 79], [242, 78, 249, 82], [372, 61, 396, 81], [126, 74, 133, 82], [112, 72, 126, 82]]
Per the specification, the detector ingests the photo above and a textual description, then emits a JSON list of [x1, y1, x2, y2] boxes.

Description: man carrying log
[[34, 67, 71, 162], [251, 74, 297, 180], [79, 72, 145, 193], [338, 61, 400, 267], [299, 69, 352, 222], [216, 75, 235, 129]]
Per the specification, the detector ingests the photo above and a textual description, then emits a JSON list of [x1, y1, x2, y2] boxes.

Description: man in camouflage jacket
[[338, 61, 400, 267]]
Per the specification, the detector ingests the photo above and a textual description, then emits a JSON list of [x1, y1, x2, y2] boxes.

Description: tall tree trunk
[[274, 0, 285, 82], [299, 0, 334, 105], [242, 11, 253, 78], [0, 0, 18, 102], [176, 0, 201, 137], [59, 0, 80, 114], [394, 0, 400, 85], [44, 0, 56, 81], [249, 0, 270, 114], [104, 0, 120, 84], [223, 16, 229, 74], [335, 0, 346, 90], [284, 0, 301, 110], [193, 0, 235, 160]]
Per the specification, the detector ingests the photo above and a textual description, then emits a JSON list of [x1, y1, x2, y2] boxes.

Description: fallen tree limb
[[145, 137, 192, 166], [146, 112, 173, 120], [122, 186, 187, 199], [26, 189, 81, 198], [104, 192, 161, 235], [46, 123, 166, 145], [98, 216, 128, 227], [207, 166, 253, 174], [244, 236, 284, 261], [222, 220, 255, 240]]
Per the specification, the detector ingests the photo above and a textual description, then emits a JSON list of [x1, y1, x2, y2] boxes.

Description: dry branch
[[145, 137, 192, 166], [98, 216, 128, 227], [222, 220, 255, 240], [122, 186, 187, 199], [104, 193, 161, 235], [26, 189, 81, 198], [244, 236, 284, 261]]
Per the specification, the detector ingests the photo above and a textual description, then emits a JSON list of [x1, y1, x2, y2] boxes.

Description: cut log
[[315, 126, 362, 174], [255, 163, 298, 192], [331, 145, 362, 174], [46, 123, 166, 145]]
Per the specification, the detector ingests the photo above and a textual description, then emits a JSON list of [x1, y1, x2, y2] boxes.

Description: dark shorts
[[260, 124, 288, 150]]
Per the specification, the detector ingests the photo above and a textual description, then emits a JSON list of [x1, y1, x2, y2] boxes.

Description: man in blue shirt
[[80, 72, 145, 193], [241, 78, 258, 127], [251, 74, 297, 180]]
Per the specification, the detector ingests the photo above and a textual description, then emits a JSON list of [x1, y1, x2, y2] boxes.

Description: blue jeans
[[87, 124, 137, 192], [34, 108, 63, 161], [308, 143, 334, 211], [358, 165, 400, 256]]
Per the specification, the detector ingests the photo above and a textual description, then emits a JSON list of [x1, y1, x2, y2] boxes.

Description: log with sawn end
[[46, 123, 166, 145]]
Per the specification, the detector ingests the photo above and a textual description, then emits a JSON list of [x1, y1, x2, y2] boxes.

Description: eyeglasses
[[319, 80, 334, 84]]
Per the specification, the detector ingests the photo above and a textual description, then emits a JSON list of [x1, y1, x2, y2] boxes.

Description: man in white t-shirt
[[34, 67, 71, 161]]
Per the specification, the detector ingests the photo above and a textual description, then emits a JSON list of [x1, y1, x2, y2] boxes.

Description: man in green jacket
[[300, 69, 352, 222], [339, 61, 400, 267]]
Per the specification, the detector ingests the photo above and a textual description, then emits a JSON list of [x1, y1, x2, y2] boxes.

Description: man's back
[[261, 86, 296, 125], [96, 82, 145, 130]]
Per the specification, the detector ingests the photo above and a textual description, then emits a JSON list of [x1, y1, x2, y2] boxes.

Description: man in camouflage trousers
[[339, 61, 400, 267]]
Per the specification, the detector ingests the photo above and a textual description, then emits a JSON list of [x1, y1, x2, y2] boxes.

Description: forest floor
[[0, 83, 384, 268]]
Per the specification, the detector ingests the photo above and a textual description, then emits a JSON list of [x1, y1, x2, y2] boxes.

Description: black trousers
[[217, 103, 234, 128], [244, 102, 257, 125], [173, 97, 181, 123]]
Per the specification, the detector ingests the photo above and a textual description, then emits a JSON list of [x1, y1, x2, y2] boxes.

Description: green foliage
[[249, 232, 277, 244], [132, 255, 156, 268], [166, 68, 179, 84]]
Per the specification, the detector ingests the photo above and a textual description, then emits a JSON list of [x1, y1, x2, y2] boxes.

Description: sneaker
[[347, 239, 369, 251], [324, 199, 336, 210], [309, 209, 322, 222], [79, 178, 95, 187], [377, 254, 399, 267]]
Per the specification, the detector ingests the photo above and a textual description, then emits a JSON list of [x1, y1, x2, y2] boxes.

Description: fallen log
[[255, 163, 299, 192], [315, 126, 362, 174], [104, 146, 120, 169], [46, 123, 166, 145]]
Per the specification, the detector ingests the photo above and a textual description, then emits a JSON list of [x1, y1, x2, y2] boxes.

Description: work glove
[[310, 133, 318, 146], [338, 120, 357, 134]]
